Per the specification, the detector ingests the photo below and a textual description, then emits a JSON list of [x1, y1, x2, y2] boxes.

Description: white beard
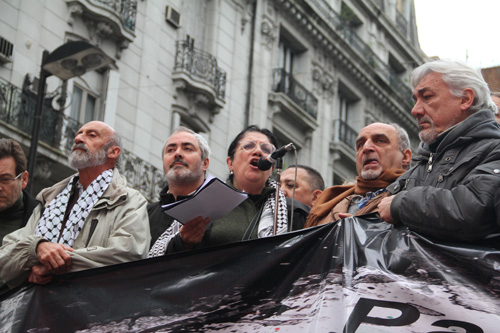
[[69, 144, 107, 169]]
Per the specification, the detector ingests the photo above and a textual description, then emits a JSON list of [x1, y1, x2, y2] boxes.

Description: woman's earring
[[229, 170, 234, 175]]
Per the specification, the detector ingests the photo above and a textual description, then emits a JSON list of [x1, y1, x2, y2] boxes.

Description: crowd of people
[[1, 58, 500, 294]]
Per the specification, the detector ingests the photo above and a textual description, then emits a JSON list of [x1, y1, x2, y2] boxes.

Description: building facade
[[0, 0, 426, 201]]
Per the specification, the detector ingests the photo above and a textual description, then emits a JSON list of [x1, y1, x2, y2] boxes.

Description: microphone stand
[[273, 157, 283, 235]]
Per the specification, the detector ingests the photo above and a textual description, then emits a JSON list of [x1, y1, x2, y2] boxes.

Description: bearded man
[[305, 122, 412, 227], [147, 127, 211, 256], [0, 121, 149, 292]]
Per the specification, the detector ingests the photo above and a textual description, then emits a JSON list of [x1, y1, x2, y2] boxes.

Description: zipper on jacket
[[427, 153, 434, 172]]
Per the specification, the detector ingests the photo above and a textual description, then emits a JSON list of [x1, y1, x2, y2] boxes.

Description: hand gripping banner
[[1, 216, 499, 332]]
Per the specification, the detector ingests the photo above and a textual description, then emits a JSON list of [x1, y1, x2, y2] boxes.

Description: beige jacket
[[0, 168, 150, 289]]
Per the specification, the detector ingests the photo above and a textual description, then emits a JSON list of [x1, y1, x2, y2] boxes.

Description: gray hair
[[388, 123, 411, 170], [491, 92, 500, 115], [388, 123, 411, 152], [104, 130, 123, 167], [163, 126, 211, 160], [411, 59, 496, 113]]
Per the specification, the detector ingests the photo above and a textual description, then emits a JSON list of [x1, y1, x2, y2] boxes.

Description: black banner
[[1, 217, 499, 332]]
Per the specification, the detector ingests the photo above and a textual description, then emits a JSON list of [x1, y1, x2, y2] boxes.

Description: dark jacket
[[0, 190, 39, 244], [148, 186, 175, 248], [388, 110, 500, 242], [21, 189, 39, 227], [286, 197, 310, 231], [147, 185, 197, 248]]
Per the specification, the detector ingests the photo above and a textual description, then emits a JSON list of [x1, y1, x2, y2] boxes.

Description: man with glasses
[[0, 139, 39, 244]]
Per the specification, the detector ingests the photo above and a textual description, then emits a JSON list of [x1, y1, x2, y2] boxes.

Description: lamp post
[[26, 41, 113, 193]]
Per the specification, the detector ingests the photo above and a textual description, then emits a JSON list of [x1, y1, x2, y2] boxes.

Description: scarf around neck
[[36, 169, 114, 246], [305, 168, 406, 228]]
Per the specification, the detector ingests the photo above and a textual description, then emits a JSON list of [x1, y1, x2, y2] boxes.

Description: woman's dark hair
[[227, 125, 278, 159]]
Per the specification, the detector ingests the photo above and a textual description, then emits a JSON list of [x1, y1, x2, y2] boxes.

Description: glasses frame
[[239, 140, 276, 155], [0, 172, 24, 185]]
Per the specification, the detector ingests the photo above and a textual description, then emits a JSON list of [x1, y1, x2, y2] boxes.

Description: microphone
[[257, 143, 296, 171]]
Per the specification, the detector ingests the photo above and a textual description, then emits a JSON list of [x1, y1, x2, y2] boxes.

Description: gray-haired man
[[147, 126, 211, 256]]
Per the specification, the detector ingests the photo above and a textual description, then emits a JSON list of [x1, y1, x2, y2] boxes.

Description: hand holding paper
[[179, 216, 211, 249], [162, 176, 248, 224]]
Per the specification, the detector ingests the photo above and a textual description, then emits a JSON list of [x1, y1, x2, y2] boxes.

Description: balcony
[[306, 0, 414, 109], [272, 68, 318, 119], [330, 119, 357, 161], [66, 0, 137, 57], [268, 68, 318, 141], [173, 40, 226, 113], [330, 119, 357, 181], [334, 119, 357, 149], [0, 78, 164, 202]]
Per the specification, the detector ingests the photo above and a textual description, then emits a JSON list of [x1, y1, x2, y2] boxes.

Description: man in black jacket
[[379, 59, 500, 242], [0, 139, 39, 244], [148, 127, 211, 253]]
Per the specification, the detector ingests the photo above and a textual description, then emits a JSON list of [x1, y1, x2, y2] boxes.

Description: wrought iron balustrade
[[334, 119, 358, 149], [272, 68, 318, 119], [0, 78, 163, 201], [0, 79, 63, 147], [174, 40, 226, 100], [89, 0, 137, 32]]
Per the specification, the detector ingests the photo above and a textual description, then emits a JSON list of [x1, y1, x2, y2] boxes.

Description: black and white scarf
[[148, 178, 288, 257], [35, 169, 114, 246]]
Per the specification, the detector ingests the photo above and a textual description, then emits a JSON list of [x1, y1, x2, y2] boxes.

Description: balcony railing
[[89, 0, 137, 32], [0, 78, 163, 202], [174, 40, 226, 101], [306, 0, 413, 108], [272, 68, 318, 119], [334, 119, 357, 149]]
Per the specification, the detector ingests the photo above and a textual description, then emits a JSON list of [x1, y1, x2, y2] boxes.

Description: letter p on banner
[[343, 298, 420, 333]]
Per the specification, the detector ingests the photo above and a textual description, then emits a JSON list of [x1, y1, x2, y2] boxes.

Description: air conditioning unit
[[165, 6, 181, 28], [0, 36, 13, 63]]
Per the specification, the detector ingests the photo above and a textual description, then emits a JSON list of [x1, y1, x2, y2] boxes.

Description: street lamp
[[26, 41, 114, 193]]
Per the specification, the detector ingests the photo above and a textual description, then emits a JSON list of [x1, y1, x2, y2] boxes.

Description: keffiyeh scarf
[[35, 169, 114, 246]]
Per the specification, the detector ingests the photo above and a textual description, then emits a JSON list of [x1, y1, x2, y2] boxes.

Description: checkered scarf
[[35, 169, 114, 246], [261, 178, 288, 235]]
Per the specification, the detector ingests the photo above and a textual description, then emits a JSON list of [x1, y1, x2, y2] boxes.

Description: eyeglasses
[[239, 140, 276, 155], [0, 172, 23, 185]]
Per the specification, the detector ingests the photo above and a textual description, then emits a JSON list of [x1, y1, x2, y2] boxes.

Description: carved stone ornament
[[67, 3, 84, 25], [261, 21, 276, 49], [65, 0, 136, 59]]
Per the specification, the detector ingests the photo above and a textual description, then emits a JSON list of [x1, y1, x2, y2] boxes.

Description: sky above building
[[414, 0, 500, 69]]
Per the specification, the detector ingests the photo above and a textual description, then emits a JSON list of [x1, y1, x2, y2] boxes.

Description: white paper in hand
[[161, 176, 248, 224]]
